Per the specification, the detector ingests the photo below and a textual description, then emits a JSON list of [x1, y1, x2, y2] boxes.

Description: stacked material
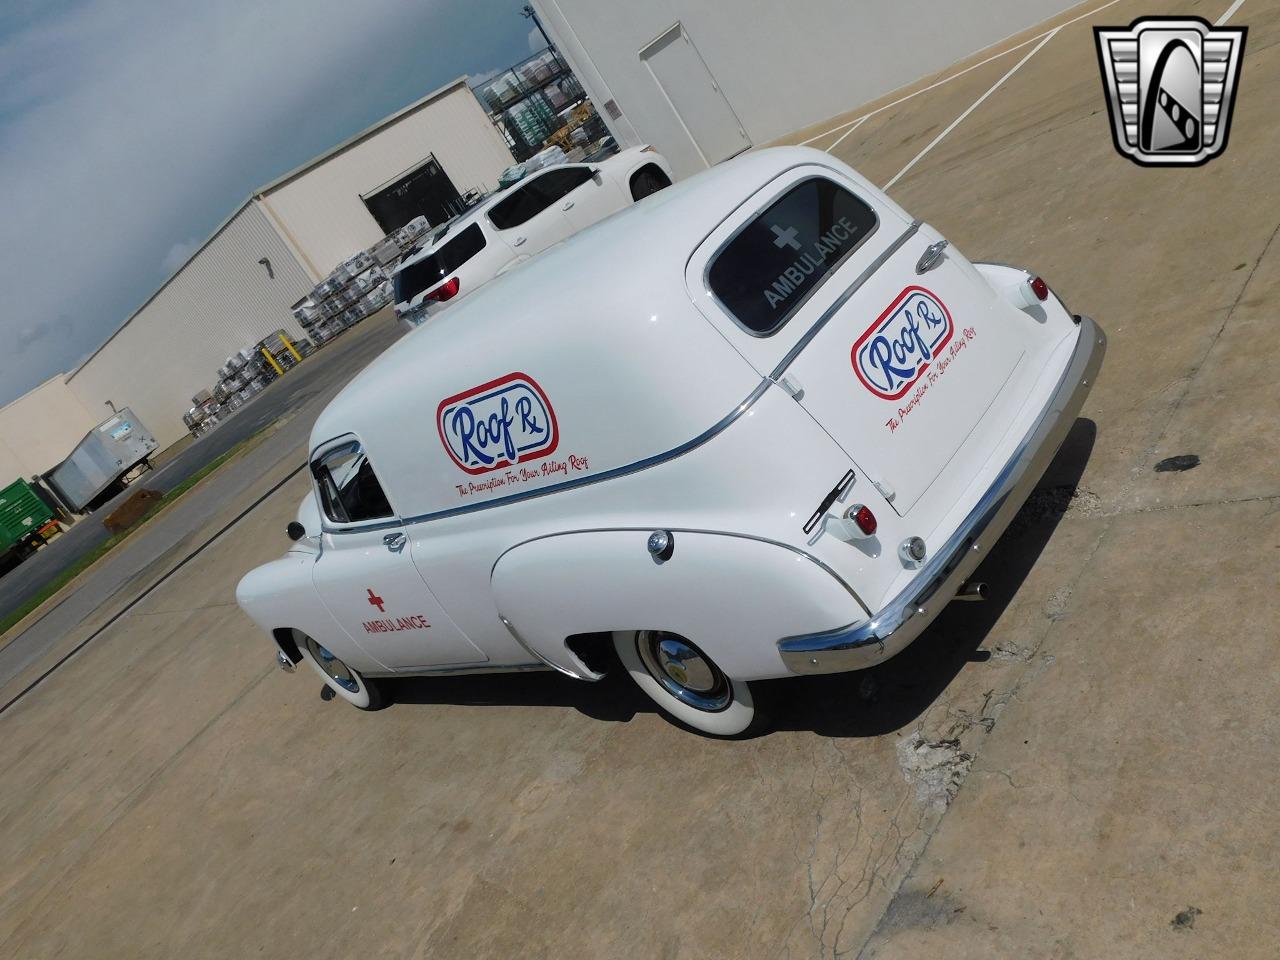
[[183, 330, 312, 438], [293, 222, 423, 343]]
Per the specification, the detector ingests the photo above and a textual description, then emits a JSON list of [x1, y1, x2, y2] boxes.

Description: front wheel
[[299, 634, 385, 710], [613, 630, 762, 737]]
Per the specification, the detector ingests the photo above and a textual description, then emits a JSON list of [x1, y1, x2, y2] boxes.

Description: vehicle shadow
[[382, 419, 1096, 738], [768, 417, 1097, 738]]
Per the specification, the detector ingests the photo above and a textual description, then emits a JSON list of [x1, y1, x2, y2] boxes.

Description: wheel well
[[272, 628, 302, 664], [629, 164, 672, 200], [565, 632, 617, 677]]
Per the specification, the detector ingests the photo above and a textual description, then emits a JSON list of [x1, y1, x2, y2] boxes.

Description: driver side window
[[312, 440, 393, 524]]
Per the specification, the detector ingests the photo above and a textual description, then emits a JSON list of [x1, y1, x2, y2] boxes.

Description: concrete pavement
[[1, 1, 1276, 956]]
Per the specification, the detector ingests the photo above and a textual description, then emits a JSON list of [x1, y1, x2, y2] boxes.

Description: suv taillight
[[426, 277, 460, 303]]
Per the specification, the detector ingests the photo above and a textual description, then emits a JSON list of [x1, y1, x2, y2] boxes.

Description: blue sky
[[0, 0, 538, 407]]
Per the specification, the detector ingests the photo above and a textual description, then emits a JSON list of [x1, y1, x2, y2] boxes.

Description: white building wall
[[257, 80, 514, 277], [0, 376, 98, 482], [534, 0, 1079, 177], [65, 202, 313, 450]]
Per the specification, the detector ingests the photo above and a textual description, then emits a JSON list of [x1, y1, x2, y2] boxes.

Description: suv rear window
[[393, 223, 486, 304], [707, 178, 877, 336]]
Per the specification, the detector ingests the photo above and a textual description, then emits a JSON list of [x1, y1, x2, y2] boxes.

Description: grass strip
[[0, 432, 269, 638]]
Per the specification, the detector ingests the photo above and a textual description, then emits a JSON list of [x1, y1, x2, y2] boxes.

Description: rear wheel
[[613, 630, 761, 736], [300, 634, 385, 710]]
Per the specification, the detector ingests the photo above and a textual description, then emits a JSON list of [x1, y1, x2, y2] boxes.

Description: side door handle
[[512, 235, 527, 247], [383, 532, 407, 552], [916, 239, 949, 274], [562, 200, 575, 210]]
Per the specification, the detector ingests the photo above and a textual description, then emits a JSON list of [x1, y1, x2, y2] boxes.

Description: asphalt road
[[0, 313, 403, 629]]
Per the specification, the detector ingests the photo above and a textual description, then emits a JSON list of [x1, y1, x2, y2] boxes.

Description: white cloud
[[160, 237, 202, 275]]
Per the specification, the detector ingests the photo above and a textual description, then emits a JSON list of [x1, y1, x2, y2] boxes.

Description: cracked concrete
[[1, 1, 1278, 957]]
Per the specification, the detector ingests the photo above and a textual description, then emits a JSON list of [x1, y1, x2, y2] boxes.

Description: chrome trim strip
[[779, 316, 1107, 675], [324, 378, 774, 534], [768, 220, 921, 381], [498, 615, 604, 681], [364, 661, 549, 679]]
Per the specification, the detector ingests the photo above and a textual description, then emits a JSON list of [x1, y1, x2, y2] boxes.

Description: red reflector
[[1029, 276, 1050, 302], [427, 277, 460, 302], [854, 505, 877, 536]]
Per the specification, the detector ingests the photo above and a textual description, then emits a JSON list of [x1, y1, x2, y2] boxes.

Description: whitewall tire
[[299, 634, 385, 711], [613, 630, 760, 736]]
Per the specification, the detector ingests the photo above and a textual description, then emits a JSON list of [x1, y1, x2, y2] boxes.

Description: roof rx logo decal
[[437, 372, 559, 475], [852, 287, 954, 401], [1095, 17, 1246, 167]]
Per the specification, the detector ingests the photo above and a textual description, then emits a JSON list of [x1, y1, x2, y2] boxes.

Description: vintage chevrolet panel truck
[[237, 146, 1105, 736]]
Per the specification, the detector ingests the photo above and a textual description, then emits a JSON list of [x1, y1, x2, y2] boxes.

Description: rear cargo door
[[686, 163, 1026, 516]]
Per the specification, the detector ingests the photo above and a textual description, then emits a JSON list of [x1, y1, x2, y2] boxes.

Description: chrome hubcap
[[304, 637, 359, 693], [636, 631, 731, 712]]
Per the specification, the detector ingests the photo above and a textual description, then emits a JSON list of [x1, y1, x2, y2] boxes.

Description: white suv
[[393, 146, 674, 330]]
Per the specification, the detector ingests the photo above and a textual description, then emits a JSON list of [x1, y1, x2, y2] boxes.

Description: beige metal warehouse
[[532, 0, 1081, 178], [0, 77, 514, 467]]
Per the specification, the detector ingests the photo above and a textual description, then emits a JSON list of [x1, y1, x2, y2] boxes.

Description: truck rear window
[[707, 178, 877, 336], [394, 223, 486, 304]]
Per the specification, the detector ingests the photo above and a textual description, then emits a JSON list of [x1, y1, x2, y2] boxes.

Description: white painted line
[[1217, 0, 1247, 25], [825, 116, 868, 153], [884, 28, 1060, 190], [800, 0, 1128, 147]]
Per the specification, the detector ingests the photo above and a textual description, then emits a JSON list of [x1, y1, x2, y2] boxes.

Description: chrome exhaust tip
[[276, 649, 296, 673], [953, 581, 989, 602]]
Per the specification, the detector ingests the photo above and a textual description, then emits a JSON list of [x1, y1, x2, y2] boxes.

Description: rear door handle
[[562, 200, 575, 210], [383, 532, 407, 552], [512, 236, 527, 247], [916, 239, 949, 274]]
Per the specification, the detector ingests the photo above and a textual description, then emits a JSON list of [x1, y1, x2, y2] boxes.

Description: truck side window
[[707, 177, 878, 336], [312, 441, 393, 524]]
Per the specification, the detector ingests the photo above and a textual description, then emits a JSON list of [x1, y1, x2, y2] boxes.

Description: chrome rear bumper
[[778, 316, 1106, 676]]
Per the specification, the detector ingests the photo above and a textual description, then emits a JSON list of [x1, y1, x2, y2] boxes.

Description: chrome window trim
[[768, 220, 921, 381], [700, 173, 882, 339], [310, 433, 399, 531]]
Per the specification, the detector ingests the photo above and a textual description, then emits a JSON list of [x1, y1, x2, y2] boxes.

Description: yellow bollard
[[261, 347, 284, 377], [280, 333, 302, 363]]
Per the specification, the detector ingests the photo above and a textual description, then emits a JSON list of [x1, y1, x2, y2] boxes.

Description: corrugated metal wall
[[65, 203, 313, 450], [259, 83, 514, 277], [534, 0, 1080, 178], [0, 375, 98, 481]]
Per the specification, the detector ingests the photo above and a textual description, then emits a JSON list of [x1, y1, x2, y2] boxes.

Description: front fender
[[491, 530, 868, 682], [236, 555, 382, 675]]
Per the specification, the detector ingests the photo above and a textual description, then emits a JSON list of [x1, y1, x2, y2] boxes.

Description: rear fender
[[491, 530, 868, 682]]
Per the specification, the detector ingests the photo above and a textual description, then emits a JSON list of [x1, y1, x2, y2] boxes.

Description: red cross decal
[[366, 588, 385, 613]]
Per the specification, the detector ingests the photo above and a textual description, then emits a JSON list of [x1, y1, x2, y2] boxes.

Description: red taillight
[[1029, 276, 1049, 302], [852, 505, 877, 536], [426, 277, 460, 302]]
